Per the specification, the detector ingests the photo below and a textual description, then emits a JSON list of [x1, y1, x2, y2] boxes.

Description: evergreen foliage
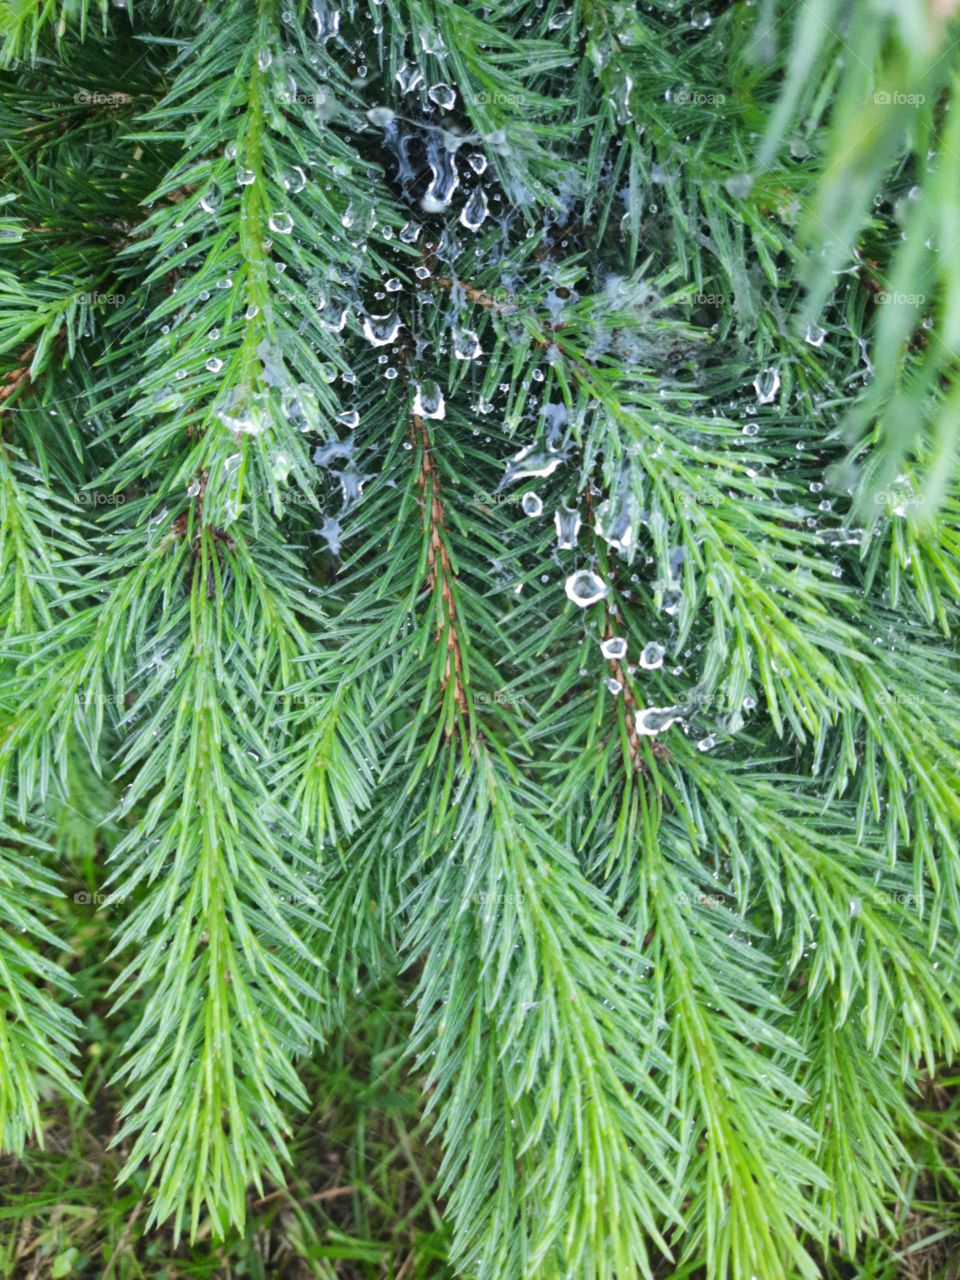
[[1, 1, 959, 1276]]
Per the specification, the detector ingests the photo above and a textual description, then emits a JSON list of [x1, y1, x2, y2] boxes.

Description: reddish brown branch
[[602, 615, 646, 772], [433, 275, 516, 313], [410, 411, 467, 725], [0, 347, 35, 408]]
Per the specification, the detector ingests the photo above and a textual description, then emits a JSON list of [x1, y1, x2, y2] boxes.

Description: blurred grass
[[0, 948, 455, 1280], [0, 889, 957, 1280]]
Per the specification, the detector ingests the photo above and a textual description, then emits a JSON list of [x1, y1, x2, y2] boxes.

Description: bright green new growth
[[1, 1, 959, 1277]]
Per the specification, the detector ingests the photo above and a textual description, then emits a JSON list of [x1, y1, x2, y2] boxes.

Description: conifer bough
[[1, 0, 959, 1277]]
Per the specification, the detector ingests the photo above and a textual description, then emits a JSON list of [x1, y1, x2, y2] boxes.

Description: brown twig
[[602, 613, 647, 773], [433, 275, 517, 313], [250, 1184, 356, 1210], [410, 411, 467, 726], [0, 347, 35, 409], [581, 487, 669, 775]]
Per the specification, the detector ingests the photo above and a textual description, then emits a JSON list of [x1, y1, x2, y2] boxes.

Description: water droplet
[[601, 637, 627, 660], [205, 357, 224, 373], [268, 211, 294, 234], [362, 313, 401, 346], [413, 380, 445, 420], [565, 570, 608, 607], [696, 734, 716, 752], [506, 444, 564, 483], [281, 165, 306, 193], [453, 326, 481, 360], [521, 492, 542, 516], [804, 322, 826, 347], [639, 642, 664, 670], [224, 453, 242, 476], [396, 62, 424, 94], [753, 367, 780, 404], [468, 153, 487, 175], [237, 168, 256, 187], [460, 187, 488, 231], [421, 134, 460, 212], [428, 83, 457, 110], [554, 506, 581, 549], [366, 106, 396, 127], [636, 706, 683, 736]]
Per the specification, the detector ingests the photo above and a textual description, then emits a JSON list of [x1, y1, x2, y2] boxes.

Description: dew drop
[[564, 570, 608, 607], [636, 706, 683, 736], [268, 211, 294, 234], [428, 83, 457, 110], [453, 326, 481, 360], [639, 642, 664, 670], [281, 165, 306, 193], [366, 106, 396, 128], [460, 187, 488, 231], [554, 506, 581, 549], [753, 367, 780, 404], [413, 380, 445, 420], [362, 313, 401, 346], [804, 322, 826, 347]]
